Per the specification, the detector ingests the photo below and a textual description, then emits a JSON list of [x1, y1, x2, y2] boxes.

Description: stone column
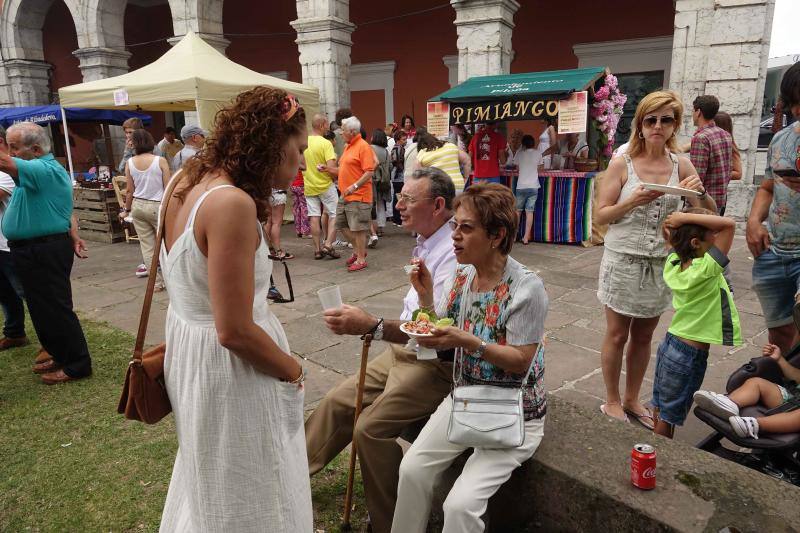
[[73, 48, 131, 82], [4, 59, 52, 105], [668, 0, 775, 220], [451, 0, 520, 82], [291, 0, 355, 119], [0, 63, 14, 107]]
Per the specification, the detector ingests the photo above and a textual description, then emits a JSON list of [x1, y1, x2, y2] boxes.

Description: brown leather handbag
[[117, 173, 182, 424]]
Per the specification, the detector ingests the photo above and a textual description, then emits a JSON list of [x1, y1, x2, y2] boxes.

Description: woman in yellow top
[[414, 131, 471, 193]]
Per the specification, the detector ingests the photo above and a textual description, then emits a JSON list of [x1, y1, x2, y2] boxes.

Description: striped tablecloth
[[521, 171, 597, 244]]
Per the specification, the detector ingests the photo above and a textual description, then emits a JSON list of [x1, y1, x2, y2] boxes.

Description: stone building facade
[[0, 0, 776, 218]]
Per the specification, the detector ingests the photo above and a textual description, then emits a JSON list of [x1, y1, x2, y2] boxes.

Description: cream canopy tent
[[58, 31, 320, 130]]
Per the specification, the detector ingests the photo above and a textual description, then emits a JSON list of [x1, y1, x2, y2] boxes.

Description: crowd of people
[[0, 57, 797, 532]]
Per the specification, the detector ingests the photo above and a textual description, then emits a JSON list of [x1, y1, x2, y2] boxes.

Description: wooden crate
[[73, 187, 125, 243]]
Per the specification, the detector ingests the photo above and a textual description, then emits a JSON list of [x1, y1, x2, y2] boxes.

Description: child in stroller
[[694, 343, 800, 439]]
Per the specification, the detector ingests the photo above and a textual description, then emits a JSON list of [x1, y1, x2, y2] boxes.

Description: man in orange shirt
[[322, 116, 375, 272]]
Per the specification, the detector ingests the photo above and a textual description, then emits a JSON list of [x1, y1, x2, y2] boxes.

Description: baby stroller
[[693, 341, 800, 486]]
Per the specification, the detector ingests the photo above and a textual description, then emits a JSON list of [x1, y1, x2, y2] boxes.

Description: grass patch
[[0, 318, 368, 532]]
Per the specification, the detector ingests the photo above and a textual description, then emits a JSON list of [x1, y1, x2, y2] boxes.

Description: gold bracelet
[[287, 367, 305, 385]]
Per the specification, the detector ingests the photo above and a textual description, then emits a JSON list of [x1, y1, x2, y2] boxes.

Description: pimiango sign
[[450, 98, 560, 125]]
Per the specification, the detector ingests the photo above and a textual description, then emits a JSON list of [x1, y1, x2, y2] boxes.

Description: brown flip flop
[[624, 406, 655, 430]]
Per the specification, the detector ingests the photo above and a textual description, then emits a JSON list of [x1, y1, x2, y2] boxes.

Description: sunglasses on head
[[642, 115, 676, 128]]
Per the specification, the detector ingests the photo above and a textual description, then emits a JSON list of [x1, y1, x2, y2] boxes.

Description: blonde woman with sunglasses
[[594, 90, 717, 427]]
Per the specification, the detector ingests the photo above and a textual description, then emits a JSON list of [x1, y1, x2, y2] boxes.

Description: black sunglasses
[[642, 115, 676, 128]]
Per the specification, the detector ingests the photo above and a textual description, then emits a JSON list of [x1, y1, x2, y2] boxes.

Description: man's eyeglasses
[[396, 193, 434, 204], [642, 115, 676, 128], [448, 220, 477, 234]]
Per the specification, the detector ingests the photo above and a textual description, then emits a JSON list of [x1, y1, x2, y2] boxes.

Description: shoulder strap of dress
[[186, 184, 236, 230], [622, 154, 637, 183], [668, 152, 680, 184]]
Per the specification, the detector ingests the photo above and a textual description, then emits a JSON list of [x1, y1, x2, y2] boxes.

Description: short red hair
[[453, 183, 518, 255]]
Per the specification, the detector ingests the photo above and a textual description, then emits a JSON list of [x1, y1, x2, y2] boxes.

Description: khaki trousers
[[305, 343, 453, 533], [131, 198, 160, 277]]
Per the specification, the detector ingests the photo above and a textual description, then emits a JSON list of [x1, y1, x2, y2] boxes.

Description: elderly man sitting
[[305, 167, 457, 532], [320, 115, 375, 272], [0, 122, 92, 384]]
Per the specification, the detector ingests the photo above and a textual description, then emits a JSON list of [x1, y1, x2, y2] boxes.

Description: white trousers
[[391, 395, 545, 533]]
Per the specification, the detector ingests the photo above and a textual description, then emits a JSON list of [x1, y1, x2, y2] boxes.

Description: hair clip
[[282, 94, 300, 122]]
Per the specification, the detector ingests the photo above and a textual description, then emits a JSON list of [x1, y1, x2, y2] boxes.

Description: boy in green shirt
[[652, 208, 741, 438]]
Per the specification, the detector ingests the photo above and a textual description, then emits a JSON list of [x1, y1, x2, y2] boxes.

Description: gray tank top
[[604, 153, 681, 258]]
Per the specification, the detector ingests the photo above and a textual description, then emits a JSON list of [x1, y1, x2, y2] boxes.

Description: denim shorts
[[651, 332, 709, 426], [515, 188, 539, 212], [751, 249, 800, 328]]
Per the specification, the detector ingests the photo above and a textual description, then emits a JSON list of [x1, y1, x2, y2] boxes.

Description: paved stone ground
[[70, 224, 768, 446]]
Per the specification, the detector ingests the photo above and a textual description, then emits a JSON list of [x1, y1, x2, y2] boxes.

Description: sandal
[[322, 246, 341, 259], [623, 406, 655, 430], [600, 403, 629, 423], [314, 251, 324, 260], [273, 249, 294, 260]]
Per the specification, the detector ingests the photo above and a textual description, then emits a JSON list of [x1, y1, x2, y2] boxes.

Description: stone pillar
[[451, 0, 520, 82], [668, 0, 775, 220], [291, 0, 355, 119], [0, 63, 14, 107], [73, 48, 131, 82], [4, 59, 52, 105]]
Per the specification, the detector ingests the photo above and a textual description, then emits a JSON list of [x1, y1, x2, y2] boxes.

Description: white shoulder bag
[[446, 269, 535, 449]]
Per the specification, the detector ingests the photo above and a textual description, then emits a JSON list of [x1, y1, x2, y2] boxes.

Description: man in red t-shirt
[[468, 122, 507, 186]]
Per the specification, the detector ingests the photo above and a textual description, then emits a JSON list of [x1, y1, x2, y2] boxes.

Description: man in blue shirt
[[0, 122, 92, 384]]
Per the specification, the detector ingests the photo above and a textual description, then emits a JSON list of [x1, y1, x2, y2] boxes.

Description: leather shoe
[[34, 348, 51, 364], [41, 369, 88, 385], [33, 359, 61, 374], [0, 336, 29, 350]]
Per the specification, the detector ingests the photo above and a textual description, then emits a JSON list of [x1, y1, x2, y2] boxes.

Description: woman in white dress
[[159, 88, 313, 532]]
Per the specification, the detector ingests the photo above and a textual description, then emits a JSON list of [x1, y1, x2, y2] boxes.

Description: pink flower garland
[[590, 74, 627, 159]]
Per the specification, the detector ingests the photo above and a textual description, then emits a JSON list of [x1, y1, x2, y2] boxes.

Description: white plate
[[642, 183, 702, 197], [400, 322, 434, 338]]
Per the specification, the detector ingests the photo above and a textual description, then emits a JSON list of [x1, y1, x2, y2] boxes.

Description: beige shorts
[[597, 248, 672, 318], [335, 199, 371, 232]]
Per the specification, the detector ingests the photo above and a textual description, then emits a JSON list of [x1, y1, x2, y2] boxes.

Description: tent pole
[[102, 123, 115, 168], [61, 107, 76, 181]]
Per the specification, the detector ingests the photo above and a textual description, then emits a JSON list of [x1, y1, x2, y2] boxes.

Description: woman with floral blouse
[[392, 182, 548, 533]]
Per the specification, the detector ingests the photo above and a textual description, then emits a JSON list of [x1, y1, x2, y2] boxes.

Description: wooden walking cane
[[341, 332, 373, 531]]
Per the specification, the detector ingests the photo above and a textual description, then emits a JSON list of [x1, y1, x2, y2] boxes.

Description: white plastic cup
[[416, 344, 438, 360], [318, 285, 343, 311]]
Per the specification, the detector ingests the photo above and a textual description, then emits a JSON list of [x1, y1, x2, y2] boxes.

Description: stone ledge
[[429, 396, 799, 532]]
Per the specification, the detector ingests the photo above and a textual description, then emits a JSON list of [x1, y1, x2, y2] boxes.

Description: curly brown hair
[[178, 87, 306, 221]]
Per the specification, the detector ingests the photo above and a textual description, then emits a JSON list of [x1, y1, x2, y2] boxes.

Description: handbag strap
[[131, 170, 184, 362], [451, 265, 539, 390]]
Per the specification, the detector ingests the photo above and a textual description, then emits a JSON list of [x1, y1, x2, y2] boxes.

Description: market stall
[[58, 31, 320, 179], [429, 67, 626, 245], [0, 105, 151, 171]]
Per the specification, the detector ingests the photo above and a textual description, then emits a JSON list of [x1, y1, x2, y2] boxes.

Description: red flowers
[[494, 283, 509, 300], [485, 303, 500, 328]]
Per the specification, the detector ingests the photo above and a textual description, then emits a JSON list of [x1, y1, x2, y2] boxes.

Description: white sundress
[[158, 185, 313, 532]]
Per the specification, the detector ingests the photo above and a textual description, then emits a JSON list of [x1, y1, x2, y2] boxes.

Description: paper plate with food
[[400, 309, 454, 338], [641, 183, 702, 197]]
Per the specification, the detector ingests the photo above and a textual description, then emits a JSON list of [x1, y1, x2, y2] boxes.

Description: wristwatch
[[473, 339, 487, 359], [371, 318, 385, 341], [354, 183, 360, 190]]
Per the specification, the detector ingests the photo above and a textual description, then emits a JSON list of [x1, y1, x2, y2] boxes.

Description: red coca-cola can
[[631, 443, 656, 490]]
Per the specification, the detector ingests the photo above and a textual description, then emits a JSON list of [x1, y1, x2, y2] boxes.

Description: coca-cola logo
[[642, 467, 656, 479]]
